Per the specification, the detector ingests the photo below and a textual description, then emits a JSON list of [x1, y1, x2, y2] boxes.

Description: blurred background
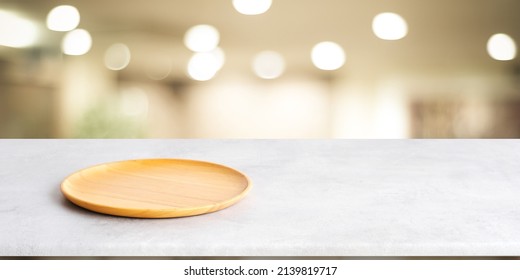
[[0, 0, 519, 138]]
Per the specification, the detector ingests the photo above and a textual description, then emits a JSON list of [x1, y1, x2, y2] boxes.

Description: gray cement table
[[1, 140, 520, 256]]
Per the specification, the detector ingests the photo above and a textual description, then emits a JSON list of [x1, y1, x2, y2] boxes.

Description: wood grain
[[61, 159, 251, 218]]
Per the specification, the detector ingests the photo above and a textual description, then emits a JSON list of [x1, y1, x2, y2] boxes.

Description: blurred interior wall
[[57, 55, 117, 136], [1, 48, 520, 138]]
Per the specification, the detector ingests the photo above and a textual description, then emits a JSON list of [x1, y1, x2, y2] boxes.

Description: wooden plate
[[61, 159, 251, 218]]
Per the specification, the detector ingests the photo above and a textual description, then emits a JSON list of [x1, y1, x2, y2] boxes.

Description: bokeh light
[[120, 87, 149, 117], [184, 24, 220, 52], [46, 5, 80, 32], [211, 47, 226, 71], [104, 43, 131, 70], [232, 0, 272, 15], [252, 51, 285, 79], [487, 33, 517, 61], [0, 10, 38, 48], [145, 60, 172, 81], [187, 49, 225, 81], [61, 29, 92, 56], [372, 12, 408, 40], [311, 41, 346, 71]]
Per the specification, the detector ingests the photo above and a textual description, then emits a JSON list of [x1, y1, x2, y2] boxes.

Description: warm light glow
[[0, 10, 38, 48], [373, 86, 409, 138], [104, 43, 131, 70], [252, 51, 285, 79], [332, 82, 409, 138], [211, 47, 226, 71], [46, 5, 80, 32], [187, 50, 225, 81], [311, 41, 346, 71], [372, 12, 408, 40], [487, 33, 517, 61], [187, 79, 330, 137], [61, 29, 92, 56], [184, 24, 220, 52], [232, 0, 272, 15]]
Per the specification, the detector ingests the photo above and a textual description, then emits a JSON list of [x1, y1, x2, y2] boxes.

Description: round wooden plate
[[61, 159, 251, 218]]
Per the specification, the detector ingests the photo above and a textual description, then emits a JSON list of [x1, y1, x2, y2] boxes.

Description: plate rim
[[61, 158, 252, 218]]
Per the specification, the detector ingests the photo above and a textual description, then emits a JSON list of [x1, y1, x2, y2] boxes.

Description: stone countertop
[[1, 139, 520, 256]]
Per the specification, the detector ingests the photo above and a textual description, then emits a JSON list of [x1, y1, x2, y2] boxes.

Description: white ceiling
[[2, 0, 520, 81]]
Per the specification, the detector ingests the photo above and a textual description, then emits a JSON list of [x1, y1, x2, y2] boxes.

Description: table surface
[[1, 139, 520, 256]]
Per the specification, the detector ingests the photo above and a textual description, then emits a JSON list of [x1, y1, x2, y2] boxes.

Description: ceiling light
[[211, 47, 226, 71], [252, 51, 285, 79], [311, 41, 346, 71], [104, 43, 131, 70], [61, 29, 92, 56], [187, 51, 224, 81], [46, 5, 80, 32], [372, 12, 408, 40], [487, 33, 517, 61], [0, 10, 38, 48], [184, 24, 220, 53], [232, 0, 272, 15]]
